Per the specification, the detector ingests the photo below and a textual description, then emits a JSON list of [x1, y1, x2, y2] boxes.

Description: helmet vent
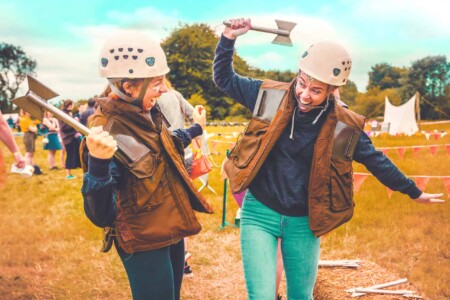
[[129, 69, 134, 74], [333, 68, 341, 76], [109, 49, 114, 53], [123, 55, 129, 59], [128, 48, 133, 52], [114, 56, 119, 60], [132, 56, 138, 60], [118, 48, 123, 52], [138, 49, 143, 53], [101, 58, 108, 67]]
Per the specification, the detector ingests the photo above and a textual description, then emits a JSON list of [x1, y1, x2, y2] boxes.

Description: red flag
[[446, 144, 450, 156], [443, 177, 450, 198], [381, 148, 389, 157], [414, 177, 430, 191], [397, 147, 406, 160], [386, 187, 394, 199], [413, 147, 421, 157], [429, 145, 438, 156], [433, 132, 440, 140], [353, 173, 368, 194]]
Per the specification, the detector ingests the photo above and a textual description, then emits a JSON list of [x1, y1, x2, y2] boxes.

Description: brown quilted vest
[[224, 79, 365, 237], [81, 97, 213, 253]]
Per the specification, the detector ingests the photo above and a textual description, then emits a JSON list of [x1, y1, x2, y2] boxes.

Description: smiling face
[[123, 76, 168, 111], [295, 71, 335, 112]]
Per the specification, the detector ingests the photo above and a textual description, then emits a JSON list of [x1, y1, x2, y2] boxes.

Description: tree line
[[1, 23, 449, 120]]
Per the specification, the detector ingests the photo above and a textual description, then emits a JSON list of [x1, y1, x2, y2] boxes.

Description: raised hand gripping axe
[[223, 19, 297, 46]]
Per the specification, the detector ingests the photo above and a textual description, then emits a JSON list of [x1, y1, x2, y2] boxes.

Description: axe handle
[[222, 21, 290, 37], [27, 91, 90, 136]]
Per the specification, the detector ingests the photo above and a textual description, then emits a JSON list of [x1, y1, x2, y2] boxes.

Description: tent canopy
[[383, 95, 418, 136]]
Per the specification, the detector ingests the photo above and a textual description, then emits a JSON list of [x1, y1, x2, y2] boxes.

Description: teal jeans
[[240, 191, 320, 300]]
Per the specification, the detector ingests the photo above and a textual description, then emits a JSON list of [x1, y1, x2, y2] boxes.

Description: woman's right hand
[[224, 18, 252, 40], [193, 105, 206, 130], [86, 126, 117, 159]]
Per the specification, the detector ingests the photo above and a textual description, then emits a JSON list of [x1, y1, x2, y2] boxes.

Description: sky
[[1, 0, 449, 103]]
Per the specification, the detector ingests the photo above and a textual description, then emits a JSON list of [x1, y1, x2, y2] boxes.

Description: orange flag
[[397, 147, 406, 160], [433, 132, 440, 140], [446, 144, 450, 156], [413, 147, 421, 157], [414, 177, 430, 191], [381, 148, 389, 157], [353, 173, 368, 194], [443, 177, 450, 198], [429, 145, 438, 156], [386, 187, 394, 199]]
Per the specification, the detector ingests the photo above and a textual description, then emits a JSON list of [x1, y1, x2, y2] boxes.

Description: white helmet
[[99, 32, 170, 79], [298, 41, 351, 86]]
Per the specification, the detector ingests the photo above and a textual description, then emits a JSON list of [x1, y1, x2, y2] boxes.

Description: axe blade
[[27, 75, 59, 101], [12, 96, 45, 121], [272, 35, 293, 47], [275, 19, 297, 32]]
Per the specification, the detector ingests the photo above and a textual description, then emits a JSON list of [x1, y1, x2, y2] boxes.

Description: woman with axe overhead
[[213, 18, 444, 300], [81, 32, 213, 300]]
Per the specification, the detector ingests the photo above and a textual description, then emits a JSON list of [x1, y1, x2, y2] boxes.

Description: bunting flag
[[386, 187, 394, 199], [397, 147, 406, 160], [443, 177, 450, 198], [424, 132, 431, 140], [220, 157, 228, 181], [210, 140, 219, 152], [446, 144, 450, 156], [433, 132, 440, 140], [429, 145, 438, 156], [413, 147, 421, 157], [381, 148, 389, 156], [353, 173, 368, 194], [414, 177, 430, 191]]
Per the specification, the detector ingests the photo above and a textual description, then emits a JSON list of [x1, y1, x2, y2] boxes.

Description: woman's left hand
[[414, 192, 445, 204]]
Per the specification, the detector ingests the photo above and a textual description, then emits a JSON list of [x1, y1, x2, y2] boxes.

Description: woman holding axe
[[213, 18, 444, 300], [81, 32, 213, 300]]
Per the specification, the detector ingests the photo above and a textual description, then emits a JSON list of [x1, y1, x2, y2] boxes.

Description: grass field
[[0, 122, 448, 299]]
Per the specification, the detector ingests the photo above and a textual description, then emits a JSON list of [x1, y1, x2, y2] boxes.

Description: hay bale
[[314, 260, 427, 299]]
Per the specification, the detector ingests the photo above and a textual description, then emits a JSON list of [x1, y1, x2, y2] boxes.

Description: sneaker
[[184, 262, 194, 278], [66, 175, 76, 179], [185, 251, 192, 262]]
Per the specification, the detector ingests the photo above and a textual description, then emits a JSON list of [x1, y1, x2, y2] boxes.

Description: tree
[[354, 87, 402, 118], [0, 43, 36, 112], [367, 63, 407, 90], [339, 79, 358, 106], [404, 55, 449, 119]]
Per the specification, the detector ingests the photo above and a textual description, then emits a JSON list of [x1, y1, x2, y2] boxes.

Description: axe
[[223, 19, 297, 46], [12, 75, 130, 161]]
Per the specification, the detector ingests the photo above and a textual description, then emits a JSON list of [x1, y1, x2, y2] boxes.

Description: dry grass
[[0, 122, 448, 299]]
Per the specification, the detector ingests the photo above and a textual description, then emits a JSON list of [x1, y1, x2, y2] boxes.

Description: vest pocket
[[329, 158, 354, 212], [230, 117, 270, 168], [131, 161, 166, 214]]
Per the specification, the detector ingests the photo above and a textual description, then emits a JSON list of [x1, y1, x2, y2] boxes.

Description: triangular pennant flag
[[229, 142, 236, 149], [386, 187, 394, 199], [433, 133, 440, 140], [441, 132, 448, 138], [211, 140, 219, 151], [397, 147, 406, 160], [353, 173, 368, 194], [414, 177, 430, 191], [220, 157, 229, 181], [413, 147, 421, 157], [443, 177, 450, 198], [381, 148, 389, 156], [425, 132, 431, 140], [446, 144, 450, 156], [429, 145, 438, 156]]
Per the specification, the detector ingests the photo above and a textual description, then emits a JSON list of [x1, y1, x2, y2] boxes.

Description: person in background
[[158, 78, 196, 278], [81, 32, 213, 300], [0, 111, 25, 168], [19, 109, 39, 168], [213, 18, 444, 300], [59, 99, 81, 179], [80, 98, 96, 127], [41, 111, 63, 170]]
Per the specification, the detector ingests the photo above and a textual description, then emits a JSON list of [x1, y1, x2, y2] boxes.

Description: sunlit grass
[[0, 122, 448, 299]]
